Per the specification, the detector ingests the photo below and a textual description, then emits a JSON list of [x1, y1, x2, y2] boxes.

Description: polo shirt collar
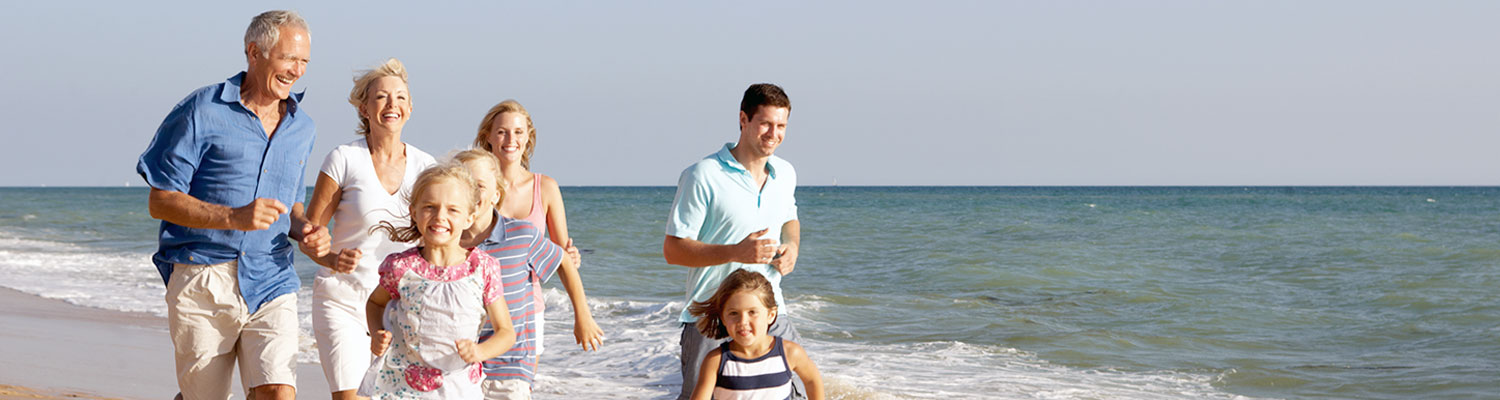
[[219, 72, 306, 116], [482, 210, 508, 245], [715, 143, 778, 179]]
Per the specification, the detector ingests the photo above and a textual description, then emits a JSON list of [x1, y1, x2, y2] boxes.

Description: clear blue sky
[[3, 1, 1497, 186]]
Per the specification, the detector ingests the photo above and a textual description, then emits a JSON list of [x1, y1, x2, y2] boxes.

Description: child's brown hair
[[688, 269, 777, 339]]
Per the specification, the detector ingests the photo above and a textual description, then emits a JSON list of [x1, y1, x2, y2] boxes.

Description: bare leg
[[331, 390, 367, 400], [250, 384, 295, 400]]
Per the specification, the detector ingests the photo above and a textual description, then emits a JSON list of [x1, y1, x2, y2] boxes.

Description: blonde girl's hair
[[450, 148, 507, 205], [471, 99, 537, 169], [348, 58, 410, 136], [688, 269, 777, 339], [371, 163, 479, 243]]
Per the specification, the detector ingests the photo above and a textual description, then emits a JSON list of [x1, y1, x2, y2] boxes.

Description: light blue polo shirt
[[136, 72, 316, 314], [666, 143, 798, 323]]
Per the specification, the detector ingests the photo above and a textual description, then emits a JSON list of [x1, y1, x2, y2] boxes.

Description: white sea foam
[[525, 289, 1263, 400], [0, 231, 324, 364], [0, 232, 1260, 399], [0, 235, 166, 316]]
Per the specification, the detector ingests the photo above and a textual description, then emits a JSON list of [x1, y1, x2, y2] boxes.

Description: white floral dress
[[358, 248, 504, 399]]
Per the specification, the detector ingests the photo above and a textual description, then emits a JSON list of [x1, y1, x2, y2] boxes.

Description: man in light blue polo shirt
[[137, 10, 327, 400], [664, 83, 805, 400]]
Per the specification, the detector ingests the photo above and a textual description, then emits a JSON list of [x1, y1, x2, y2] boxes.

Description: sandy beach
[[0, 287, 329, 400]]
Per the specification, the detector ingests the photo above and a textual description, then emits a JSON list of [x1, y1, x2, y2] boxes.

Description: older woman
[[299, 58, 437, 400], [471, 100, 604, 396]]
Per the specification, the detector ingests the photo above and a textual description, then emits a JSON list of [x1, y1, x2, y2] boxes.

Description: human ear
[[245, 42, 258, 63]]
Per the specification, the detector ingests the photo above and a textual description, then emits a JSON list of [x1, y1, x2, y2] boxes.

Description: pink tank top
[[522, 173, 549, 349], [521, 173, 548, 236]]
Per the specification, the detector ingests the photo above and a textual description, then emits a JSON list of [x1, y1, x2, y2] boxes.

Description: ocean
[[0, 186, 1496, 399]]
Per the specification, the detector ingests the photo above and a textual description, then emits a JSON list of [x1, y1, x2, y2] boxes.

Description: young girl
[[358, 164, 517, 399], [688, 270, 824, 400], [452, 149, 587, 398]]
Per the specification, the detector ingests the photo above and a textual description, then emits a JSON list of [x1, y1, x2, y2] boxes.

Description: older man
[[137, 10, 325, 400]]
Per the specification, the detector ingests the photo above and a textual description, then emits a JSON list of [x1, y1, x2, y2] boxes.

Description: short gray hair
[[244, 10, 309, 58]]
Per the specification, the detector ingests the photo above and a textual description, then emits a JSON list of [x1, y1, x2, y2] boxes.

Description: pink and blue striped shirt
[[475, 214, 564, 384]]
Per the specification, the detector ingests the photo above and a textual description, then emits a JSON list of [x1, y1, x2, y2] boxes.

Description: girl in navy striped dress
[[688, 269, 824, 400]]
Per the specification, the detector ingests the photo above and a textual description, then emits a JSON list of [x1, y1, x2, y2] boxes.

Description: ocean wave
[[527, 293, 1260, 399], [0, 232, 1258, 398], [0, 245, 165, 316]]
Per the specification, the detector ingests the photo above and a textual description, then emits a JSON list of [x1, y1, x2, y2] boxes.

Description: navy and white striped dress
[[714, 337, 794, 400]]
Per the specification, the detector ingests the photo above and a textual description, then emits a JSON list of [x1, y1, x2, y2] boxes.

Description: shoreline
[[0, 287, 329, 399]]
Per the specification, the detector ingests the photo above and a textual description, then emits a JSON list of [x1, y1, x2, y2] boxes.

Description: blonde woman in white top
[[299, 58, 437, 400]]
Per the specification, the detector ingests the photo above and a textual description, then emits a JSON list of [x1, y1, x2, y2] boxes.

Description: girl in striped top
[[688, 270, 824, 400]]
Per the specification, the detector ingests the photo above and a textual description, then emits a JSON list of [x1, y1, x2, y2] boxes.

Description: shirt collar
[[714, 143, 778, 179], [481, 210, 508, 245], [219, 72, 306, 116]]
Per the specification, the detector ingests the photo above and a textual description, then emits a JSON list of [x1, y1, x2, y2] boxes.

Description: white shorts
[[312, 274, 376, 392], [533, 279, 545, 356], [481, 378, 532, 400], [167, 260, 298, 399]]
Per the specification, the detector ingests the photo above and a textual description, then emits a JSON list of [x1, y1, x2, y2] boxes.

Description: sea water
[[0, 186, 1496, 399]]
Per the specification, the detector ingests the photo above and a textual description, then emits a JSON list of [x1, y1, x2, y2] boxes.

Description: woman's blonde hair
[[371, 163, 478, 243], [348, 58, 409, 136], [471, 99, 537, 169], [688, 269, 778, 339], [450, 148, 506, 205]]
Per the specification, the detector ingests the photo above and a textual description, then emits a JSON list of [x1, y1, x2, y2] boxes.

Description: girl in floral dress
[[358, 164, 516, 399]]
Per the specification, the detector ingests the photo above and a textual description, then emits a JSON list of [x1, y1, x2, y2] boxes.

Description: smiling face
[[244, 26, 310, 104], [410, 177, 476, 248], [720, 289, 778, 348], [486, 112, 531, 166], [737, 105, 789, 159], [359, 75, 411, 135]]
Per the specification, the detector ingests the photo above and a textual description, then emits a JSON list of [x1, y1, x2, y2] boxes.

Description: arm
[[556, 238, 603, 351], [663, 168, 778, 267], [663, 229, 779, 268], [541, 178, 603, 349], [297, 173, 349, 270], [459, 298, 516, 362], [769, 219, 800, 276], [688, 349, 722, 400], [148, 187, 286, 231], [785, 340, 824, 400], [366, 287, 392, 356]]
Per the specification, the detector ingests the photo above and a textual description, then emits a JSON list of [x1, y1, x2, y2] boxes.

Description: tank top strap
[[523, 173, 549, 235]]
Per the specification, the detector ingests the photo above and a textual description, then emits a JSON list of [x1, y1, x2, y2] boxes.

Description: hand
[[455, 339, 483, 363], [297, 224, 330, 259], [770, 242, 799, 276], [563, 238, 582, 269], [331, 248, 361, 273], [229, 198, 287, 231], [574, 315, 604, 352], [733, 228, 777, 265], [370, 330, 392, 356]]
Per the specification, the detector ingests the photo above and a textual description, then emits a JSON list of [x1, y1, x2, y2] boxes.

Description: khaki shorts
[[166, 260, 298, 399], [481, 378, 532, 400]]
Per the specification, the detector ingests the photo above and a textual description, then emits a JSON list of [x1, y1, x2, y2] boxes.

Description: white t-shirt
[[318, 138, 438, 289]]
